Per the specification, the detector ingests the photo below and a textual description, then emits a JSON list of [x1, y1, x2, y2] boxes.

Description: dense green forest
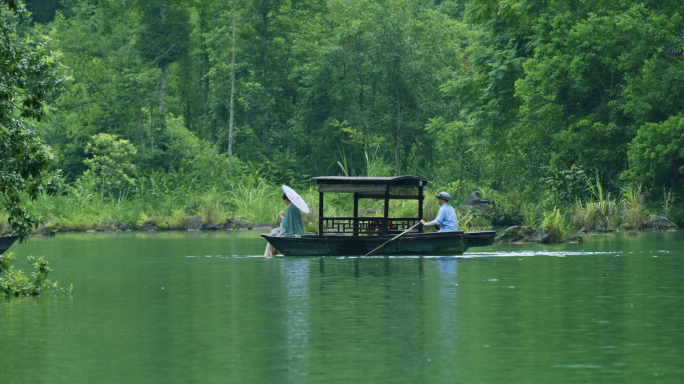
[[4, 0, 684, 233]]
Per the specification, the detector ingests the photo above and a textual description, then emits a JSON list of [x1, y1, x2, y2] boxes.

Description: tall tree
[[137, 0, 190, 131], [228, 0, 236, 179], [0, 0, 63, 240]]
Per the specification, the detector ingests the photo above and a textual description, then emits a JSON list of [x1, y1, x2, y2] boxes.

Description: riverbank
[[31, 217, 276, 236], [3, 176, 680, 240]]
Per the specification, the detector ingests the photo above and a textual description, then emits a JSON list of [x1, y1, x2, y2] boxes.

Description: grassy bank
[[2, 172, 680, 237], [7, 174, 479, 234]]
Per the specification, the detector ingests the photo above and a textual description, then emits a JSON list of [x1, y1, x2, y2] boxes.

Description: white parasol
[[282, 185, 310, 213]]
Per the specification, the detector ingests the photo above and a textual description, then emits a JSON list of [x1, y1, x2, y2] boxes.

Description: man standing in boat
[[420, 192, 458, 232]]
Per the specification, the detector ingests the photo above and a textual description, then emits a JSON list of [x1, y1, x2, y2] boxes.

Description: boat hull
[[0, 235, 18, 254], [262, 231, 495, 256]]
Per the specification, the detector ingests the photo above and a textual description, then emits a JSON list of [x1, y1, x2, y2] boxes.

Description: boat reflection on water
[[437, 259, 458, 361], [284, 258, 311, 383]]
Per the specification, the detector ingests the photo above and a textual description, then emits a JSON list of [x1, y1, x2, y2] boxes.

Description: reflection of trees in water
[[437, 259, 459, 361], [285, 259, 310, 383]]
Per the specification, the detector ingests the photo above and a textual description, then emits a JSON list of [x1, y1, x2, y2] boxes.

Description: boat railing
[[321, 217, 420, 236]]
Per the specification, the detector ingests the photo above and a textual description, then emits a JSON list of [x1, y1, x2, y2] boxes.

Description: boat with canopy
[[261, 176, 495, 256]]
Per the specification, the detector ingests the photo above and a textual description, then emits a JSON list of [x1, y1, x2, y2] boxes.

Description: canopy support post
[[418, 183, 424, 233], [383, 186, 389, 236], [353, 192, 359, 236], [319, 192, 324, 235]]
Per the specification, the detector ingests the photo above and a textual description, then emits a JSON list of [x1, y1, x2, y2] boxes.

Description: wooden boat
[[262, 176, 495, 256], [0, 235, 18, 255]]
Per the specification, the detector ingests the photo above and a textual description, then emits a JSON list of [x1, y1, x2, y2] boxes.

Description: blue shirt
[[426, 203, 458, 232]]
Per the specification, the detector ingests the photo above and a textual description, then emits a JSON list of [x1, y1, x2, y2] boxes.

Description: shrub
[[0, 253, 72, 297], [621, 186, 646, 229], [83, 133, 137, 197], [155, 219, 170, 230], [571, 177, 618, 230], [169, 209, 187, 230], [230, 173, 279, 223], [571, 200, 598, 230], [456, 209, 476, 231], [199, 190, 229, 225], [520, 203, 541, 227], [136, 213, 150, 227], [539, 208, 565, 242]]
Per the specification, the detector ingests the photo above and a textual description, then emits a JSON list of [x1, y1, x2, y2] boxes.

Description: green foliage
[[229, 173, 279, 223], [538, 208, 565, 243], [84, 133, 138, 196], [168, 208, 187, 230], [26, 0, 61, 23], [569, 179, 654, 231], [155, 219, 170, 230], [198, 189, 228, 226], [136, 213, 150, 227], [621, 186, 646, 229], [10, 0, 684, 227], [520, 203, 541, 228], [662, 188, 677, 217], [571, 199, 598, 232], [0, 0, 63, 241], [585, 176, 617, 229], [137, 0, 190, 69], [624, 115, 684, 188], [542, 166, 587, 205], [0, 252, 71, 296]]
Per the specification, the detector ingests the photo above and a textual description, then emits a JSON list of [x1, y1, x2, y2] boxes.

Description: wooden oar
[[365, 222, 421, 256]]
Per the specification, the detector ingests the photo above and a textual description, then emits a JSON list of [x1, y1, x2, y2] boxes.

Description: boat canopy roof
[[312, 175, 429, 186], [312, 176, 429, 235]]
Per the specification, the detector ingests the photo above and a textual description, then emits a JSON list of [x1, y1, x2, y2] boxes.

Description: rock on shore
[[460, 191, 521, 226], [495, 225, 582, 244], [186, 216, 202, 231], [642, 216, 678, 230], [461, 191, 496, 215], [97, 219, 129, 231], [495, 226, 552, 243]]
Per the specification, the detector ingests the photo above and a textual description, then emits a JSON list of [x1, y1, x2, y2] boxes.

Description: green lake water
[[1, 230, 683, 383]]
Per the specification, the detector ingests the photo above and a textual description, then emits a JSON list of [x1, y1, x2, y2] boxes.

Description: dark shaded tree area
[[22, 0, 684, 203], [25, 0, 61, 23]]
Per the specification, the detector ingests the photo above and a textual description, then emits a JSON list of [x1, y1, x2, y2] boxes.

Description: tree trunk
[[395, 96, 402, 174], [149, 104, 155, 153], [123, 7, 130, 58], [262, 11, 269, 150], [159, 65, 168, 132], [229, 0, 236, 180], [494, 155, 499, 189], [460, 144, 465, 185], [137, 106, 145, 152]]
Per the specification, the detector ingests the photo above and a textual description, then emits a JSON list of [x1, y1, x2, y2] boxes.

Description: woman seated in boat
[[420, 192, 458, 232], [265, 193, 305, 256]]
